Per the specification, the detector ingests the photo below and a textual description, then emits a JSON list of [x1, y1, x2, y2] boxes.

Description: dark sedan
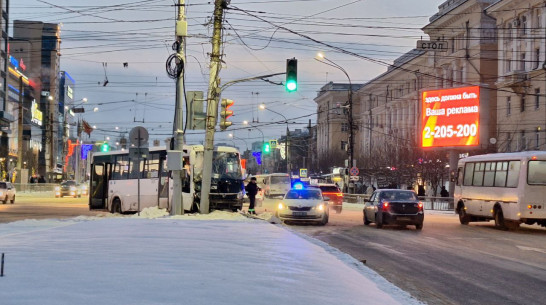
[[363, 189, 424, 230]]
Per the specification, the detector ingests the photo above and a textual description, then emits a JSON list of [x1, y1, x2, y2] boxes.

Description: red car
[[318, 184, 343, 213]]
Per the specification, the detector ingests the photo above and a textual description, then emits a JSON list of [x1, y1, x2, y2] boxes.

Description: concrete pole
[[200, 0, 225, 214], [171, 0, 187, 215]]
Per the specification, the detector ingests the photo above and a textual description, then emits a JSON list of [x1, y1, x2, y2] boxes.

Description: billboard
[[421, 86, 480, 148]]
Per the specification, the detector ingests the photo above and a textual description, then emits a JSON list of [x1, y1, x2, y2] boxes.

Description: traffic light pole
[[171, 0, 187, 215]]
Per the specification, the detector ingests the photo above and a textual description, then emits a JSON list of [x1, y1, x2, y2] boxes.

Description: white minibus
[[454, 151, 546, 229]]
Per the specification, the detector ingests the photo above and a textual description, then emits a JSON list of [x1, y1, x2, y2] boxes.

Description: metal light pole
[[243, 120, 264, 173], [259, 104, 290, 177], [315, 53, 354, 192]]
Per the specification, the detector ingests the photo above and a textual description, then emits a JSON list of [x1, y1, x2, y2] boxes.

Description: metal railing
[[11, 183, 58, 193], [343, 193, 454, 211]]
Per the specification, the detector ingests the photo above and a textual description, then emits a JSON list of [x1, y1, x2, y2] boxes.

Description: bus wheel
[[111, 198, 122, 214], [494, 207, 507, 230], [458, 204, 470, 225]]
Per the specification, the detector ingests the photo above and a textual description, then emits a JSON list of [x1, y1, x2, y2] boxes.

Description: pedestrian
[[440, 186, 449, 197], [246, 177, 260, 215]]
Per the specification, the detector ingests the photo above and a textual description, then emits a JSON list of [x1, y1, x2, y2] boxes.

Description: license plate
[[397, 216, 411, 221], [293, 212, 307, 217]]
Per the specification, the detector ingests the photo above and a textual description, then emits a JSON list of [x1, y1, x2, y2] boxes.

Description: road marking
[[516, 245, 546, 254]]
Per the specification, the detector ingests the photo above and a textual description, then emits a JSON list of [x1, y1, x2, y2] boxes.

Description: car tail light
[[382, 202, 389, 210], [336, 193, 343, 197], [418, 202, 424, 210]]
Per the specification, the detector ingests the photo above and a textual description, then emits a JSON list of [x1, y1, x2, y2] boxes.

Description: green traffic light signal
[[263, 142, 271, 154], [286, 58, 297, 92], [100, 143, 110, 152]]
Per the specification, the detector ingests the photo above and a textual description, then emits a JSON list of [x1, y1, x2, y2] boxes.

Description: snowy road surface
[[0, 210, 422, 305]]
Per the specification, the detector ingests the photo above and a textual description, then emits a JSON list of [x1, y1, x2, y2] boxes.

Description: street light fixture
[[259, 104, 290, 176], [315, 52, 354, 193]]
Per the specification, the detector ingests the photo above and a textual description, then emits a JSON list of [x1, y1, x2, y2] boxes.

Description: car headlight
[[278, 202, 285, 210], [0, 191, 3, 196], [314, 204, 325, 211], [237, 191, 244, 199], [55, 186, 60, 191]]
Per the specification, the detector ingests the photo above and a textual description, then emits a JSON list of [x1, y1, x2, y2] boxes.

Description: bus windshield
[[212, 152, 242, 180], [271, 176, 290, 185]]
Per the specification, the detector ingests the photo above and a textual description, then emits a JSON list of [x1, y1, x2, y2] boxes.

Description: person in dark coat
[[440, 186, 449, 197], [246, 177, 260, 214]]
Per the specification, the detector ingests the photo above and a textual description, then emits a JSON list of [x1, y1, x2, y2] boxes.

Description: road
[[0, 193, 106, 223], [3, 194, 546, 304], [257, 197, 546, 305]]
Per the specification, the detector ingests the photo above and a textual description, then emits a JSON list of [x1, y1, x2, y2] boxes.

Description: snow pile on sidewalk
[[0, 212, 422, 305]]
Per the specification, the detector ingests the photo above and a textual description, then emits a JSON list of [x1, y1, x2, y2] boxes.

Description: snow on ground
[[0, 208, 423, 305]]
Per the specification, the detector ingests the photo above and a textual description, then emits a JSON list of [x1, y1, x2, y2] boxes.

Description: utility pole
[[171, 0, 187, 215], [16, 76, 24, 178], [200, 0, 226, 214]]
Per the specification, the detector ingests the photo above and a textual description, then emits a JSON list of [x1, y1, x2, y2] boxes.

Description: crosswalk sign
[[300, 168, 308, 178], [270, 140, 278, 149]]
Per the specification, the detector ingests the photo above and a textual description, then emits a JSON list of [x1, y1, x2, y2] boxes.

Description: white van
[[261, 173, 291, 198]]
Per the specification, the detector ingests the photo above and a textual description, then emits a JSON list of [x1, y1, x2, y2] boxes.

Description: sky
[[9, 0, 443, 151], [0, 208, 424, 305]]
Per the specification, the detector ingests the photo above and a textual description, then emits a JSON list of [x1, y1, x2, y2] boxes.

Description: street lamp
[[228, 133, 248, 150], [259, 104, 290, 176], [243, 120, 265, 173], [315, 52, 354, 193]]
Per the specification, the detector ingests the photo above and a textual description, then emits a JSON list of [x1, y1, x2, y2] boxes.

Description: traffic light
[[263, 142, 271, 154], [100, 142, 110, 152], [220, 98, 234, 130], [285, 58, 298, 92]]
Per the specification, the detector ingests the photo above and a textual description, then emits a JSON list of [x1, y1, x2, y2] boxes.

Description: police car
[[276, 183, 329, 225]]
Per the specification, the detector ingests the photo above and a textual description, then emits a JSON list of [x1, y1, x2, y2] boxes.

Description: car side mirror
[[323, 197, 330, 201]]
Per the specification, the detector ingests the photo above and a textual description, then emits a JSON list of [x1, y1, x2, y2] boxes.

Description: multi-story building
[[313, 82, 363, 171], [59, 71, 76, 178], [13, 20, 62, 181], [487, 0, 546, 152], [0, 0, 9, 178]]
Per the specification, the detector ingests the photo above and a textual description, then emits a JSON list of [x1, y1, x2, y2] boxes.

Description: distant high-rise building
[[0, 0, 10, 171], [13, 20, 61, 181]]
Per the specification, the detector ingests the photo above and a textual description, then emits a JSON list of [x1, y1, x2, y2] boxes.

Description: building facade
[[0, 0, 9, 179], [487, 0, 546, 152], [313, 82, 363, 172], [13, 20, 62, 181]]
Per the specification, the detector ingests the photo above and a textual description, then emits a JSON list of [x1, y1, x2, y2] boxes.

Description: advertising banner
[[421, 86, 480, 148]]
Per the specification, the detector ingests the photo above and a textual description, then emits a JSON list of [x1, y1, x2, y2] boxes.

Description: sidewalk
[[0, 209, 423, 305]]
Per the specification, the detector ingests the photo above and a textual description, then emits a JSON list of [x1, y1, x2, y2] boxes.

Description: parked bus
[[259, 173, 291, 198], [454, 151, 546, 229], [89, 145, 245, 213]]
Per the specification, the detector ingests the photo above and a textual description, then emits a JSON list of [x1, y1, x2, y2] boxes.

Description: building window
[[507, 97, 511, 116], [520, 130, 526, 150], [520, 53, 526, 71], [340, 141, 347, 151], [521, 95, 526, 112], [536, 131, 540, 149], [341, 122, 348, 132], [535, 88, 540, 110], [535, 48, 541, 69], [521, 16, 527, 36]]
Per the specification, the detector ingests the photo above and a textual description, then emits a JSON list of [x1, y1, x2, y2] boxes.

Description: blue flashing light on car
[[293, 182, 304, 190]]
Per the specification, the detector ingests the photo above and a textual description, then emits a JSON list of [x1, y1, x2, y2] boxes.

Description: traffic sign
[[350, 176, 360, 181], [129, 126, 149, 147], [300, 168, 308, 178], [349, 166, 359, 176], [270, 140, 277, 149]]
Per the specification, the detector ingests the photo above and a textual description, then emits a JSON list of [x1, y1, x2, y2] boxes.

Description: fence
[[11, 183, 58, 193], [343, 193, 454, 211]]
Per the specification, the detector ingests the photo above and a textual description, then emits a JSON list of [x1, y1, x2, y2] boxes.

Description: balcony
[[497, 70, 529, 94]]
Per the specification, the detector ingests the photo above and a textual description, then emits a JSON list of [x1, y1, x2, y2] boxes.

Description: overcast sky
[[10, 0, 443, 150]]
